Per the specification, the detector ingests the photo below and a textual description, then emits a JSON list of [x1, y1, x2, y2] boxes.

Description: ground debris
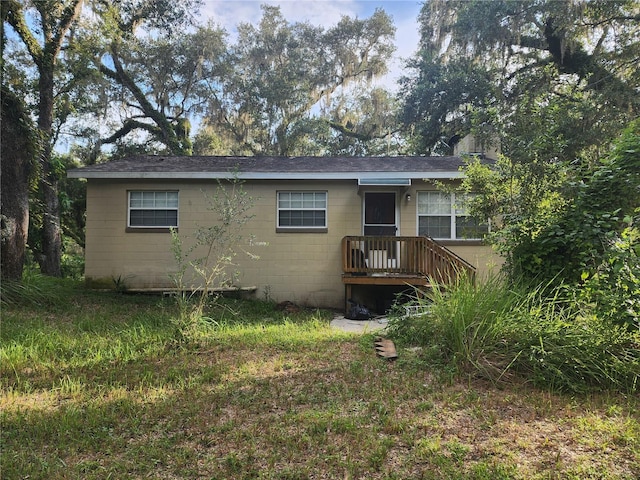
[[275, 300, 301, 314], [374, 337, 398, 360]]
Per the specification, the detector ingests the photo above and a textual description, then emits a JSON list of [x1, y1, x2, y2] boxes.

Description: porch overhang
[[357, 178, 411, 186], [357, 177, 411, 195]]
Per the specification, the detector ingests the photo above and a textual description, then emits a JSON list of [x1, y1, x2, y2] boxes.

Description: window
[[128, 191, 178, 228], [417, 192, 488, 240], [277, 191, 327, 229]]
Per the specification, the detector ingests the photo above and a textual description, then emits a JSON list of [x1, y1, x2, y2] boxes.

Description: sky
[[197, 0, 424, 91]]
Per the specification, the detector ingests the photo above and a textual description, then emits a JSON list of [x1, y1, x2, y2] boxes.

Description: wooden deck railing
[[341, 235, 476, 285]]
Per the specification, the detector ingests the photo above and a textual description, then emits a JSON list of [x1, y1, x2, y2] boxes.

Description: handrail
[[342, 235, 475, 285]]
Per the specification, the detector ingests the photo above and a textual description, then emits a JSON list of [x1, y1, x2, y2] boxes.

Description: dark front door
[[364, 192, 397, 236]]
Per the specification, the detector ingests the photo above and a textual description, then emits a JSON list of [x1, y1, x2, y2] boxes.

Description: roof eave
[[67, 171, 465, 180]]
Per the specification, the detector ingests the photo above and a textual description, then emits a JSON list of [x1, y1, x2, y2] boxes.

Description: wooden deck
[[341, 235, 475, 311]]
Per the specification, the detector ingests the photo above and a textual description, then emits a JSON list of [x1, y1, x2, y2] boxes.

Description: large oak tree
[[3, 0, 203, 276], [205, 5, 396, 156], [401, 0, 639, 157], [4, 0, 83, 276]]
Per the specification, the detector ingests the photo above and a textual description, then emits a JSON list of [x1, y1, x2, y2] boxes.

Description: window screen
[[277, 192, 327, 228], [128, 191, 178, 228], [417, 192, 487, 239]]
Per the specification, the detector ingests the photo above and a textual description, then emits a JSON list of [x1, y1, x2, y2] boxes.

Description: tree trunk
[[38, 166, 62, 277], [1, 87, 36, 281], [37, 66, 62, 277], [4, 0, 84, 278]]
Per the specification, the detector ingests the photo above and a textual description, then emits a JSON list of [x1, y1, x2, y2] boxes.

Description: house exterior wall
[[84, 178, 503, 308]]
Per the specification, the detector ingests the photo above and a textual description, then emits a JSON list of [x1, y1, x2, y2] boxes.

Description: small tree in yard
[[170, 178, 257, 342]]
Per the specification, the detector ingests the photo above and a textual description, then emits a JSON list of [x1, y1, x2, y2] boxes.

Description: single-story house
[[68, 152, 503, 312]]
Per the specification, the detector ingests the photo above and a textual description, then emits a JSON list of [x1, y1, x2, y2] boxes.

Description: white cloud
[[199, 1, 359, 32]]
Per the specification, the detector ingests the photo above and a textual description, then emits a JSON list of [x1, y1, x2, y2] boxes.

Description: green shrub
[[579, 215, 640, 330], [388, 275, 640, 393], [169, 178, 256, 344]]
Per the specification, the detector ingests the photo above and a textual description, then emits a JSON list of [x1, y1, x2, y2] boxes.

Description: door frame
[[362, 191, 399, 236]]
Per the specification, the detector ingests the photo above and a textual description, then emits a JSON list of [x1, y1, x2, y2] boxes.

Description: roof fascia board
[[67, 171, 464, 180]]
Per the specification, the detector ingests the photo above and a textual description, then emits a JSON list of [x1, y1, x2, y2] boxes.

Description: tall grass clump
[[0, 270, 78, 308], [388, 274, 640, 393], [506, 292, 640, 393], [388, 273, 525, 378]]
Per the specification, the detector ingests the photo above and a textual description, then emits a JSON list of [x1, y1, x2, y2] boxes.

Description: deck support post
[[344, 284, 352, 314]]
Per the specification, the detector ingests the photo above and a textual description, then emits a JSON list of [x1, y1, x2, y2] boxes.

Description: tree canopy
[[2, 0, 203, 276], [87, 0, 210, 158], [205, 5, 396, 156], [401, 0, 640, 157]]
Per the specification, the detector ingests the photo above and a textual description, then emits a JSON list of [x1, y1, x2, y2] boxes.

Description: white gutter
[[67, 170, 464, 180]]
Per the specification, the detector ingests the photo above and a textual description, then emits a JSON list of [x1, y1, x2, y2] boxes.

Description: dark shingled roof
[[68, 155, 487, 179]]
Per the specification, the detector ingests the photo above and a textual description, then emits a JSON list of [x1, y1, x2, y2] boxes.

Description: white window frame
[[277, 191, 327, 230], [128, 190, 179, 229], [416, 191, 487, 240]]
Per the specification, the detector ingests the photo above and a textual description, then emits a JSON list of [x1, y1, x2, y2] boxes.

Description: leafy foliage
[[400, 53, 494, 154], [400, 2, 639, 296], [169, 179, 256, 343], [90, 15, 220, 157], [580, 216, 640, 330], [324, 87, 405, 156], [460, 112, 639, 295], [401, 0, 640, 155], [388, 275, 640, 393]]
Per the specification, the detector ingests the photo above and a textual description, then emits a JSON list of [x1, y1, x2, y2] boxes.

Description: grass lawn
[[2, 280, 639, 479]]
